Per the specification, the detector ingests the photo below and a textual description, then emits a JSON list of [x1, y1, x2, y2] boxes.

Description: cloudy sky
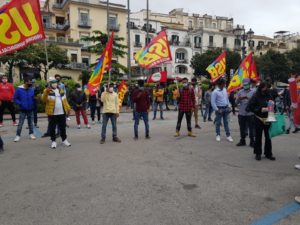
[[112, 0, 300, 37]]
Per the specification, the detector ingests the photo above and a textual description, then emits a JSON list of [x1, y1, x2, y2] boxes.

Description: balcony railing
[[46, 37, 81, 46], [142, 26, 156, 33], [78, 19, 92, 28], [69, 62, 88, 70], [208, 42, 216, 48], [108, 24, 120, 32], [175, 59, 188, 64], [194, 43, 202, 48], [134, 42, 142, 47], [43, 21, 70, 31], [170, 40, 180, 46]]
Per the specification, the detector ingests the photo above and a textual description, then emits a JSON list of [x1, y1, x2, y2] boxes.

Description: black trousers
[[254, 117, 272, 157], [49, 115, 67, 142], [0, 101, 16, 123], [0, 136, 3, 149], [176, 110, 192, 132], [238, 115, 255, 142]]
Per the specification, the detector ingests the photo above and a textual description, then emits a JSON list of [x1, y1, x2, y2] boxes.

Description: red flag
[[0, 0, 45, 56], [206, 51, 226, 82], [134, 31, 172, 69], [250, 60, 259, 81], [118, 80, 128, 108], [147, 71, 167, 83]]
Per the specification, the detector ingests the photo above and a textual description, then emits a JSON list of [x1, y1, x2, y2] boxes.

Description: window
[[188, 21, 192, 28], [43, 16, 51, 28], [79, 32, 90, 48], [145, 37, 151, 45], [199, 21, 204, 27], [79, 9, 89, 26], [209, 36, 214, 46], [82, 58, 89, 66], [223, 37, 227, 48], [212, 23, 217, 29], [194, 36, 201, 48], [109, 15, 117, 28], [176, 52, 185, 60], [176, 66, 187, 74], [71, 54, 77, 63], [135, 35, 140, 44], [171, 35, 179, 45]]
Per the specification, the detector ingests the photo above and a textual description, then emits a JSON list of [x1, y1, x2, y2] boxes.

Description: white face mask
[[51, 83, 58, 89], [77, 88, 81, 91], [108, 87, 114, 92], [2, 79, 7, 83]]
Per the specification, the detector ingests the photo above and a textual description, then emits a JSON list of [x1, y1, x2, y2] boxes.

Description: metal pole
[[144, 0, 149, 80], [44, 39, 49, 81], [127, 0, 131, 81], [107, 0, 111, 84]]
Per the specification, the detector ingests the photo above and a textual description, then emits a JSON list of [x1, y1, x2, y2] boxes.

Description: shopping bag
[[269, 113, 286, 138]]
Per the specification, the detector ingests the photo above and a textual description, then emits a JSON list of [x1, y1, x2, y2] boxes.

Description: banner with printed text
[[134, 31, 172, 69], [118, 80, 128, 108], [0, 0, 45, 56], [206, 51, 226, 83]]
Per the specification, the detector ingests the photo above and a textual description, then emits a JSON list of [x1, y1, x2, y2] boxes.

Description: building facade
[[130, 8, 236, 80]]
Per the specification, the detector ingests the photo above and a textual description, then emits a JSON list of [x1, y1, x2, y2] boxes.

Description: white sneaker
[[295, 196, 300, 204], [295, 165, 300, 170], [77, 125, 81, 129], [30, 134, 36, 140], [227, 136, 234, 142], [62, 139, 71, 147], [14, 136, 20, 142], [216, 135, 221, 142], [51, 141, 57, 149], [86, 124, 91, 129]]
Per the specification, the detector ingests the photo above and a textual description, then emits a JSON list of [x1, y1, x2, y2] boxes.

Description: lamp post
[[233, 25, 254, 58]]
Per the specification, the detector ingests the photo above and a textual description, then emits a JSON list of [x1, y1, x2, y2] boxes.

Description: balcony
[[46, 37, 81, 47], [194, 43, 202, 48], [175, 59, 188, 64], [141, 26, 156, 33], [208, 42, 216, 48], [108, 24, 120, 32], [78, 19, 92, 28], [69, 62, 88, 70], [134, 42, 142, 48], [170, 40, 180, 46], [43, 21, 70, 31]]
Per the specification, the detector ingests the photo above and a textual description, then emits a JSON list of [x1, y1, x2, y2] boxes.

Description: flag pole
[[44, 39, 49, 81], [127, 0, 131, 81], [107, 0, 111, 84]]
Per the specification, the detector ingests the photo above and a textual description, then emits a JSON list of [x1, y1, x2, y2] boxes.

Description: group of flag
[[206, 51, 259, 93], [1, 0, 258, 96]]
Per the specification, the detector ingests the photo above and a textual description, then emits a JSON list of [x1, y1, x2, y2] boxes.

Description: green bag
[[269, 113, 286, 138]]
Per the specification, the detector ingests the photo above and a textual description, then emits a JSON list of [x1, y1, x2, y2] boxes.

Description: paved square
[[0, 111, 299, 225]]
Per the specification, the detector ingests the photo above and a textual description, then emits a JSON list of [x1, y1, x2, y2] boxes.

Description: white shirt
[[211, 87, 230, 111], [53, 89, 64, 115]]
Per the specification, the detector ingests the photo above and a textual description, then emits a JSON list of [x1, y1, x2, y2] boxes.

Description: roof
[[253, 35, 274, 41]]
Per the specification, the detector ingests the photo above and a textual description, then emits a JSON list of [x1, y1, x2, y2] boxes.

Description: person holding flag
[[152, 84, 165, 120], [100, 83, 121, 144]]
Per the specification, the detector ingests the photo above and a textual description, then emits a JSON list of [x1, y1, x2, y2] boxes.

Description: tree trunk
[[8, 60, 14, 83]]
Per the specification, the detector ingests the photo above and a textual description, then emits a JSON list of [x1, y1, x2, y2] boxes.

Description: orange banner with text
[[118, 81, 128, 108], [0, 0, 45, 56]]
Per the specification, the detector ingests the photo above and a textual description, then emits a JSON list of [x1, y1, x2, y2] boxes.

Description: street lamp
[[233, 25, 255, 58]]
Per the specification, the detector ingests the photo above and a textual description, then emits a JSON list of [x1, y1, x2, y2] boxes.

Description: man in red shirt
[[0, 75, 17, 127], [175, 78, 196, 137], [133, 81, 151, 140]]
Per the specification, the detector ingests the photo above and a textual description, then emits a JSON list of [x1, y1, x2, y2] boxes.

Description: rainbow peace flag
[[88, 32, 114, 94], [228, 52, 253, 93]]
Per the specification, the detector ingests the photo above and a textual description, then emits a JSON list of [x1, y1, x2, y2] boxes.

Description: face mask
[[183, 83, 188, 88], [139, 87, 144, 91], [51, 83, 58, 89], [243, 84, 250, 90], [2, 79, 7, 83], [108, 87, 114, 92], [77, 88, 81, 91]]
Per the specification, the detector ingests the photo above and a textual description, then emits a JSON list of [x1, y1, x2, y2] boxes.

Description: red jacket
[[0, 82, 15, 101], [178, 87, 195, 112], [133, 89, 150, 112]]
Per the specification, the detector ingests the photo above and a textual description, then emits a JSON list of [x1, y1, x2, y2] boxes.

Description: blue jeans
[[203, 103, 213, 121], [153, 102, 163, 119], [215, 108, 230, 137], [101, 113, 117, 140], [134, 112, 149, 137], [16, 110, 34, 136]]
